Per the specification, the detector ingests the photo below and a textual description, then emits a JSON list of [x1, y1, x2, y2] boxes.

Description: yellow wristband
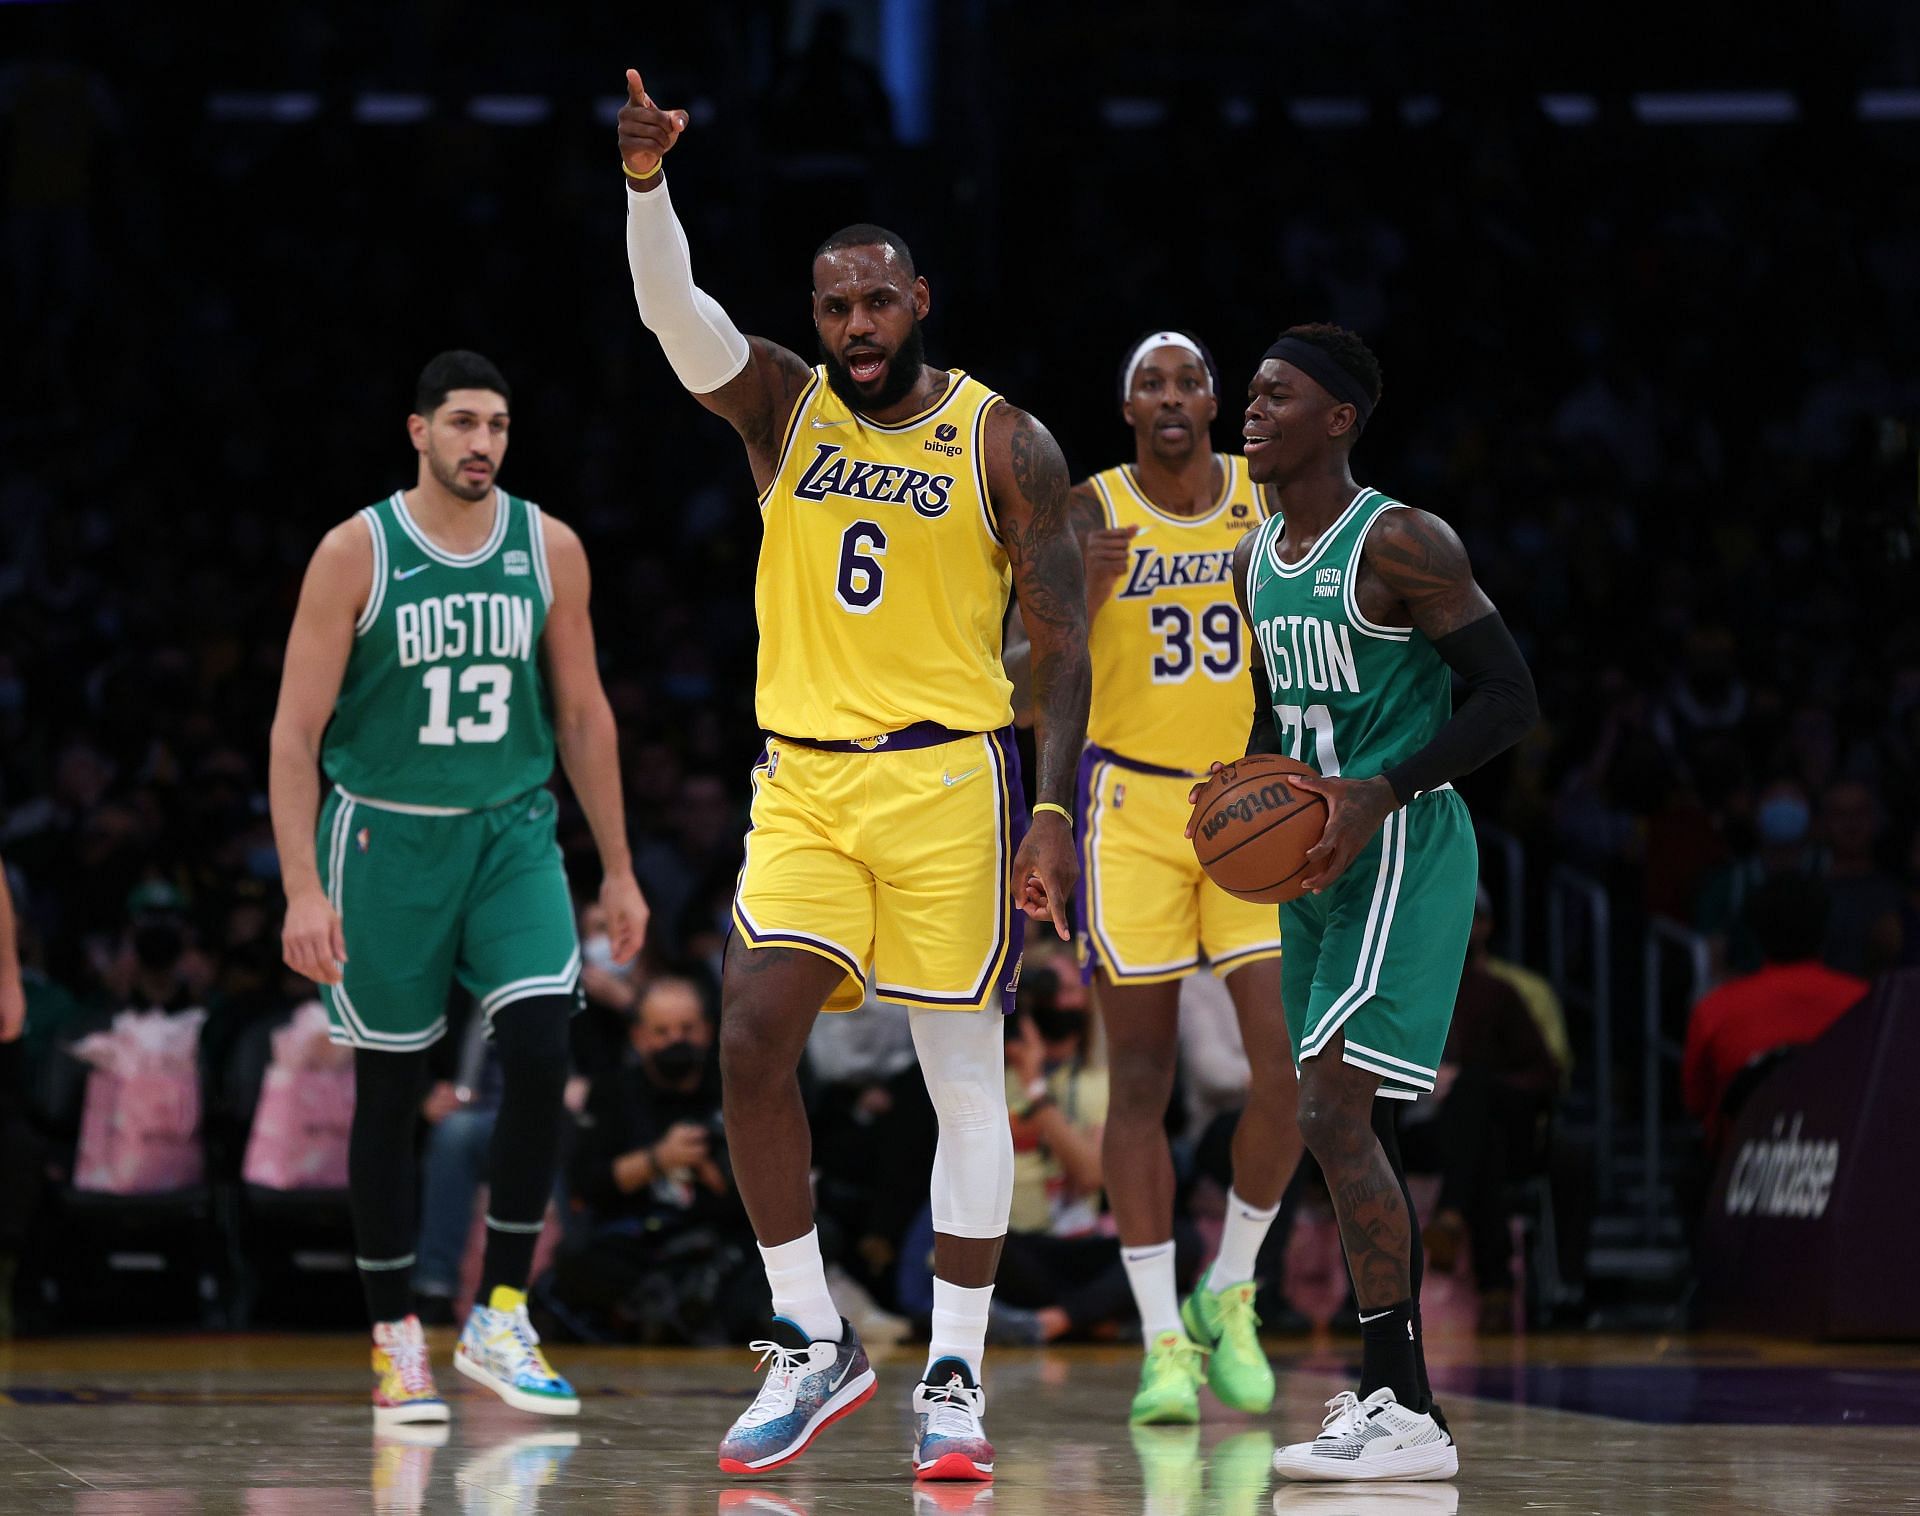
[[622, 159, 662, 181], [1033, 802, 1072, 827]]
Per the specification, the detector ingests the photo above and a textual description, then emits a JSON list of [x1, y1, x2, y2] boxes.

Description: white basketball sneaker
[[1272, 1388, 1457, 1482]]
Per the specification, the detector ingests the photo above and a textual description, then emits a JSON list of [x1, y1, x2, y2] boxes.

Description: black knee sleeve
[[351, 1047, 430, 1323], [480, 995, 573, 1297]]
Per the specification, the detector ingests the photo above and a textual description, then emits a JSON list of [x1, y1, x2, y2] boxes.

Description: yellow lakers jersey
[[755, 368, 1015, 740], [1085, 453, 1268, 771]]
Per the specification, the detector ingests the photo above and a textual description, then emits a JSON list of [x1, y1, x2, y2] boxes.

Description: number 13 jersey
[[322, 489, 556, 811], [755, 368, 1015, 742], [1085, 455, 1267, 771]]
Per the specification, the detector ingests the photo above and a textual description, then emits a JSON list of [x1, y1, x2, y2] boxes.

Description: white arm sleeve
[[625, 181, 751, 395]]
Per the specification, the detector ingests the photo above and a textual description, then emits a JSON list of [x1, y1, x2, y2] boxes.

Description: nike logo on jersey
[[942, 767, 981, 788], [810, 417, 852, 429], [1358, 1309, 1394, 1323], [393, 564, 430, 581]]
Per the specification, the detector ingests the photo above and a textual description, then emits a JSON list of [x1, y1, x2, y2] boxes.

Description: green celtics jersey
[[321, 490, 556, 811], [1245, 488, 1452, 784]]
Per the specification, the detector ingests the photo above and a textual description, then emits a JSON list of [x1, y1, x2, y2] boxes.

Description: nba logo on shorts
[[1114, 783, 1127, 808], [766, 751, 780, 779], [356, 827, 371, 853]]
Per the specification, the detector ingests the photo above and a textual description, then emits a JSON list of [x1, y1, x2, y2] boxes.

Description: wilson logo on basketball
[[1200, 782, 1296, 843]]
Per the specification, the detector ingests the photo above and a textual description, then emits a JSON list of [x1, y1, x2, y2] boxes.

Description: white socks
[[925, 1277, 993, 1380], [1208, 1190, 1282, 1291], [1122, 1240, 1182, 1340], [760, 1228, 841, 1342]]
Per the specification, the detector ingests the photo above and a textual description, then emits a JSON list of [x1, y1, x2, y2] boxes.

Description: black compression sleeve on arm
[[1244, 666, 1282, 758], [1381, 611, 1537, 805]]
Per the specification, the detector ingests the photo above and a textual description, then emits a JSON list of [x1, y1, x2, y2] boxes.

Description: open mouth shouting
[[845, 346, 888, 385]]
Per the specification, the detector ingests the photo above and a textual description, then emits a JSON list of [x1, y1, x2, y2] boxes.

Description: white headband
[[1121, 331, 1211, 402]]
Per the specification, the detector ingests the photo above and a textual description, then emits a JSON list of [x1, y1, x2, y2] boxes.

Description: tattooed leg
[[718, 935, 846, 1244], [1295, 1031, 1409, 1310]]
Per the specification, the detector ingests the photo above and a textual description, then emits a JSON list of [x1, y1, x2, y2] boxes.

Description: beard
[[819, 318, 927, 414], [429, 450, 494, 502]]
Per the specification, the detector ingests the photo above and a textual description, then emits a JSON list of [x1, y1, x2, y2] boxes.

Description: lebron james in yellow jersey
[[619, 72, 1088, 1480], [1074, 334, 1303, 1426]]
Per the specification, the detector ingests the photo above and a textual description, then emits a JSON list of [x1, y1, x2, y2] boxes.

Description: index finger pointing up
[[626, 69, 651, 107]]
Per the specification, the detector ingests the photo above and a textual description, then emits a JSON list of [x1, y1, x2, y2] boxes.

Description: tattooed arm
[[1291, 506, 1536, 890], [986, 403, 1090, 938]]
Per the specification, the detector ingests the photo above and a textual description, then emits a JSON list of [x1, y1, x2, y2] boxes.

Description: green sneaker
[[1180, 1276, 1275, 1414], [1129, 1330, 1205, 1425]]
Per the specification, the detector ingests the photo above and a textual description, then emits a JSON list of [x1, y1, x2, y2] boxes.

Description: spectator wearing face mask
[[1695, 779, 1820, 976], [573, 901, 647, 1083], [550, 976, 759, 1342]]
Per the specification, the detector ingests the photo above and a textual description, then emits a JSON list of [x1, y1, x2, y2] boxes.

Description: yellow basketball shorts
[[732, 725, 1026, 1014], [1076, 745, 1283, 986]]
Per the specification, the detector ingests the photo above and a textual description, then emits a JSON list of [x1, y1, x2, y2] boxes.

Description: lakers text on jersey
[[1075, 457, 1281, 985], [735, 370, 1023, 1013], [316, 492, 578, 1051], [1245, 489, 1478, 1098]]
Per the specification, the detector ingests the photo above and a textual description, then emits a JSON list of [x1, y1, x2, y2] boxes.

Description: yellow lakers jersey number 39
[[755, 368, 1016, 741], [1086, 453, 1268, 771]]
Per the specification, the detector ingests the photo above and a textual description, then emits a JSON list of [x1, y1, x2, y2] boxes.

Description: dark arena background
[[2, 1, 1918, 1511]]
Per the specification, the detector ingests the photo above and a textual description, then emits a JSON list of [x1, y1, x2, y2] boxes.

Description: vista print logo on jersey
[[792, 442, 955, 518]]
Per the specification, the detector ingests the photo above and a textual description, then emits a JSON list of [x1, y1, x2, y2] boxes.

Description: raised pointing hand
[[618, 70, 689, 179]]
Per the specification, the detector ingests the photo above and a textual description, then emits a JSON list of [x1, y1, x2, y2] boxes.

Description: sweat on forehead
[[812, 222, 917, 280]]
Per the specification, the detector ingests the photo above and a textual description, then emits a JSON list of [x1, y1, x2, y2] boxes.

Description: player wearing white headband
[[1007, 331, 1304, 1425]]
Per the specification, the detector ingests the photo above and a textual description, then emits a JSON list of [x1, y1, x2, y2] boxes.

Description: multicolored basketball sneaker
[[1180, 1274, 1276, 1413], [717, 1317, 876, 1475], [454, 1286, 580, 1416], [1129, 1330, 1206, 1425], [911, 1358, 994, 1481], [371, 1315, 449, 1426]]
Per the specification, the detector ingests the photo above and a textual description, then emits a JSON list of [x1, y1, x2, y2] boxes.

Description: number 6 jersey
[[754, 368, 1015, 741], [322, 490, 556, 810], [1085, 454, 1267, 771]]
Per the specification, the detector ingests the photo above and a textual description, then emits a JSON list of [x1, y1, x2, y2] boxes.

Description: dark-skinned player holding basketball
[[619, 74, 1089, 1482], [1196, 325, 1536, 1481]]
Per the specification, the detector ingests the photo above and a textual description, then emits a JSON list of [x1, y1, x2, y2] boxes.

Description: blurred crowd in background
[[1, 3, 1916, 1335]]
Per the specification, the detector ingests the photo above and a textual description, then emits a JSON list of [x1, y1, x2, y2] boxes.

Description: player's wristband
[[1033, 802, 1072, 828], [622, 159, 662, 181]]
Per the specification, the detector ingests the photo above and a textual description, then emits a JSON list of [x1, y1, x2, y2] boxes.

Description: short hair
[[414, 350, 511, 416], [1744, 873, 1830, 964], [1276, 322, 1383, 412], [813, 223, 917, 280]]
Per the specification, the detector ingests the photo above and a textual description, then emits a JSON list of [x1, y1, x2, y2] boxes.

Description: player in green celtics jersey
[[269, 351, 648, 1427], [1209, 324, 1536, 1482]]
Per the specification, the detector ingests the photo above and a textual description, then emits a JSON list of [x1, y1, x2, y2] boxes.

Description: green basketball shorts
[[1278, 787, 1477, 1100], [316, 785, 580, 1052]]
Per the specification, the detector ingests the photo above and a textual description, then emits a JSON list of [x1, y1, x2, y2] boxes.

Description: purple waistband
[[1085, 743, 1198, 780], [768, 721, 979, 754]]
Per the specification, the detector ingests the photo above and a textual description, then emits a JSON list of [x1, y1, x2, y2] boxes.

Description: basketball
[[1188, 753, 1328, 904]]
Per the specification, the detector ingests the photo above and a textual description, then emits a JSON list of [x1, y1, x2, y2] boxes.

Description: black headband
[[1262, 336, 1376, 427]]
